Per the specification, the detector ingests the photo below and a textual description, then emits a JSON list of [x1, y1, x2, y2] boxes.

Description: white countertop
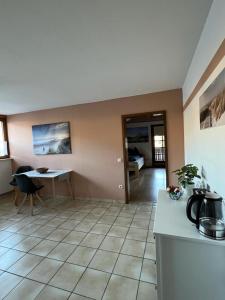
[[153, 190, 225, 246]]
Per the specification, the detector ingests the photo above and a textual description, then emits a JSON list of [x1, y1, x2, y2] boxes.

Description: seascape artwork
[[200, 68, 225, 129], [126, 127, 149, 143], [32, 122, 71, 155]]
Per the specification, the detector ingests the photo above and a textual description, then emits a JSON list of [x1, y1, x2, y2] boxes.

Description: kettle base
[[199, 217, 225, 240]]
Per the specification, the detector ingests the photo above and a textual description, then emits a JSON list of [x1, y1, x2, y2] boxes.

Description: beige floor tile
[[8, 253, 43, 276], [69, 294, 92, 300], [4, 278, 44, 300], [149, 220, 154, 230], [0, 231, 14, 242], [47, 242, 76, 261], [50, 262, 85, 291], [0, 249, 25, 270], [35, 285, 70, 300], [0, 246, 10, 256], [46, 228, 70, 242], [121, 239, 145, 257], [75, 268, 110, 300], [98, 215, 117, 225], [30, 225, 54, 238], [89, 249, 118, 273], [59, 220, 80, 230], [107, 225, 128, 238], [147, 230, 155, 243], [131, 219, 149, 229], [80, 233, 105, 248], [119, 212, 135, 218], [114, 254, 142, 280], [102, 274, 139, 300], [13, 236, 42, 252], [29, 239, 58, 256], [100, 236, 124, 253], [27, 257, 63, 283], [114, 217, 132, 227], [75, 222, 95, 233], [140, 259, 157, 284], [67, 246, 96, 266], [126, 228, 148, 241], [47, 218, 66, 227], [90, 224, 111, 235], [0, 233, 27, 248], [17, 224, 41, 235], [144, 243, 156, 260], [63, 230, 86, 245], [0, 272, 23, 299], [137, 281, 157, 300]]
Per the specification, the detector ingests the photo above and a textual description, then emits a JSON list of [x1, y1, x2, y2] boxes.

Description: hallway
[[129, 168, 166, 203]]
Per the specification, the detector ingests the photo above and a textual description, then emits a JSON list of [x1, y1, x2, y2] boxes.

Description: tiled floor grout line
[[99, 204, 141, 300], [0, 197, 157, 300], [69, 205, 125, 298], [136, 216, 150, 300]]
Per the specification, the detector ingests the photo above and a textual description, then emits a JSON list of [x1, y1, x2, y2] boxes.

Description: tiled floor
[[0, 193, 157, 300]]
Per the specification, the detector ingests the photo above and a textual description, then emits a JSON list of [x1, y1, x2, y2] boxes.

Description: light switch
[[117, 157, 123, 163]]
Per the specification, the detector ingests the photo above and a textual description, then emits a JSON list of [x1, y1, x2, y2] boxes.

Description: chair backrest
[[16, 166, 33, 174], [15, 174, 37, 194]]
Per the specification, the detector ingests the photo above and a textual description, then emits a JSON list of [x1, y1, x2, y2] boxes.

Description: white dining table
[[22, 169, 74, 201]]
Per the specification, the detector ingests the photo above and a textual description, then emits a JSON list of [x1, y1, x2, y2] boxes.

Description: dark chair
[[15, 174, 45, 215], [10, 165, 33, 186], [10, 166, 33, 206]]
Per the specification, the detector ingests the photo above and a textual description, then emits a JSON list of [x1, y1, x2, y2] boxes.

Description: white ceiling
[[0, 0, 212, 115]]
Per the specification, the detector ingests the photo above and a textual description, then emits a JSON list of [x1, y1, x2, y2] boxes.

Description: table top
[[22, 169, 73, 178], [153, 190, 225, 246]]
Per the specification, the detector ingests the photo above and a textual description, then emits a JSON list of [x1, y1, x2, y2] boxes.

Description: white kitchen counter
[[154, 190, 225, 300], [153, 189, 225, 246]]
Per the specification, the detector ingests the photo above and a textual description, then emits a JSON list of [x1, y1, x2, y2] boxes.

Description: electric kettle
[[186, 191, 225, 240]]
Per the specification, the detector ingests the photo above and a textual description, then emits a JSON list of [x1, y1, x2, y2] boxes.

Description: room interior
[[124, 112, 167, 204], [0, 1, 225, 300]]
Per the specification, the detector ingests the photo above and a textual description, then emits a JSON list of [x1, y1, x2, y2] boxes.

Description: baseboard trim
[[44, 194, 125, 204]]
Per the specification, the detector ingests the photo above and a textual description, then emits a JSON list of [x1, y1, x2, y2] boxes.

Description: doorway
[[122, 111, 168, 204]]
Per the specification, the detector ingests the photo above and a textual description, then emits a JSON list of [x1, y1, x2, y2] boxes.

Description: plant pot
[[182, 184, 195, 199]]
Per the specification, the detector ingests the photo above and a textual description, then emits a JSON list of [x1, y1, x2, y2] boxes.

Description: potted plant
[[173, 164, 201, 198]]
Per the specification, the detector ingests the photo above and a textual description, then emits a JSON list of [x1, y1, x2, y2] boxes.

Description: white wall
[[184, 57, 225, 198], [183, 0, 225, 103], [126, 121, 164, 167]]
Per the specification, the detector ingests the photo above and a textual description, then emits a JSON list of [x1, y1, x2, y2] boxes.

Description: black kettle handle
[[186, 194, 203, 225]]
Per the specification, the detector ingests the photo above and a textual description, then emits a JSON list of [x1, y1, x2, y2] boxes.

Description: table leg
[[67, 175, 74, 200], [52, 178, 56, 201]]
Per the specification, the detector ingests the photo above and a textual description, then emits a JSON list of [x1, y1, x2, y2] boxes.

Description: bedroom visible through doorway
[[122, 111, 168, 204]]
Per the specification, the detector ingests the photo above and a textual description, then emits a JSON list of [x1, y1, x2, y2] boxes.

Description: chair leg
[[14, 188, 20, 206], [17, 194, 27, 214], [35, 193, 48, 208], [30, 194, 33, 216]]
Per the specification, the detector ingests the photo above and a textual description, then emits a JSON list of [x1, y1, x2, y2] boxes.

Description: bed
[[128, 148, 144, 178]]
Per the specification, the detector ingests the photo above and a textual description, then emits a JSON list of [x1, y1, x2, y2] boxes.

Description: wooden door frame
[[121, 110, 169, 204]]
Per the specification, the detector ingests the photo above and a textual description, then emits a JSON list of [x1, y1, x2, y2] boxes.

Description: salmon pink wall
[[7, 89, 184, 202]]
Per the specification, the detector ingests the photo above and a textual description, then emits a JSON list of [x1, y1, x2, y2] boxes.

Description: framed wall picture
[[126, 127, 149, 143], [200, 67, 225, 129], [32, 122, 72, 155]]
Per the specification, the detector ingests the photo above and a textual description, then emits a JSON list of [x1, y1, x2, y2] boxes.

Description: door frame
[[121, 110, 169, 204]]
